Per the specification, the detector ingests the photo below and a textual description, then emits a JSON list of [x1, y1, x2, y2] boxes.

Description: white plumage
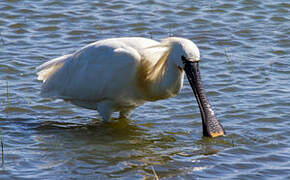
[[37, 37, 200, 122]]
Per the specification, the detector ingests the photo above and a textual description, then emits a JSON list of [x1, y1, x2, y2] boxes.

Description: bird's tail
[[36, 54, 71, 82]]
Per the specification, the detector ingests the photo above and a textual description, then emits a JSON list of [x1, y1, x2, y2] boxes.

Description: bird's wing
[[36, 54, 72, 82], [40, 42, 142, 101]]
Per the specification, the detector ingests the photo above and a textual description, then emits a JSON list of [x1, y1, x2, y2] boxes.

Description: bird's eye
[[181, 55, 187, 64]]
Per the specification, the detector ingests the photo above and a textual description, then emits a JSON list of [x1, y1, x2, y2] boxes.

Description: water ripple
[[0, 0, 289, 179]]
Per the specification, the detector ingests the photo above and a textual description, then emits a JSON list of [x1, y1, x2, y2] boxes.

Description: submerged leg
[[97, 101, 114, 122]]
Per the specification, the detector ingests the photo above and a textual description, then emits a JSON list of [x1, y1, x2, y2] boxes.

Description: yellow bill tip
[[210, 131, 225, 138]]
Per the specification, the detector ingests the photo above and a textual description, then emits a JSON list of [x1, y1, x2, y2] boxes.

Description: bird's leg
[[97, 101, 114, 122]]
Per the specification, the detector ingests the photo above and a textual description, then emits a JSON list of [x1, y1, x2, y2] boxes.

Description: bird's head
[[163, 37, 200, 69], [165, 37, 225, 138]]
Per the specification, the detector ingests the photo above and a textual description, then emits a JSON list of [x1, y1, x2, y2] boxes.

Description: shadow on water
[[0, 117, 239, 178], [4, 115, 281, 179], [36, 117, 147, 140], [31, 118, 180, 178]]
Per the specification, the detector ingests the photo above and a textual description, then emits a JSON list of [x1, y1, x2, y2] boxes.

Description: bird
[[36, 37, 225, 138]]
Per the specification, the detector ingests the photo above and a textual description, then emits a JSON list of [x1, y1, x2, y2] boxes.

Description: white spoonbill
[[37, 37, 225, 137]]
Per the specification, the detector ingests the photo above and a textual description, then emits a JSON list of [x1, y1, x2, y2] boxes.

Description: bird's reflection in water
[[32, 118, 228, 179], [37, 117, 147, 138]]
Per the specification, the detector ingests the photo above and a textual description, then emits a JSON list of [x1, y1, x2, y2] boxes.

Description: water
[[0, 0, 289, 179]]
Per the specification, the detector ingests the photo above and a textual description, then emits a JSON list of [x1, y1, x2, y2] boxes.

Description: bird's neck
[[157, 60, 184, 98], [137, 54, 184, 101]]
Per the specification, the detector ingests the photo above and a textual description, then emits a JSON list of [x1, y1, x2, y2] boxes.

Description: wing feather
[[39, 42, 141, 101], [36, 54, 72, 82]]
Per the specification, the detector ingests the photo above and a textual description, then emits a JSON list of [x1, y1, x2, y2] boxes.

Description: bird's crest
[[136, 44, 170, 99]]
